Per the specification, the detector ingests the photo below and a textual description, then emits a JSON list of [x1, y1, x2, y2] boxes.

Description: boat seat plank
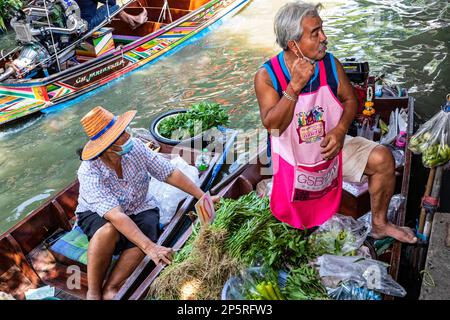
[[51, 200, 72, 232], [109, 20, 165, 37], [9, 206, 68, 255], [52, 181, 79, 221], [124, 7, 191, 23]]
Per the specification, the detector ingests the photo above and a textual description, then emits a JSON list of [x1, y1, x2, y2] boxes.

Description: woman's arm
[[104, 207, 173, 264], [165, 168, 205, 200]]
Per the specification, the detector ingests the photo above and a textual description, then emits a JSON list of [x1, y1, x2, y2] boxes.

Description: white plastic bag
[[147, 156, 200, 226], [316, 254, 407, 297], [380, 109, 399, 145]]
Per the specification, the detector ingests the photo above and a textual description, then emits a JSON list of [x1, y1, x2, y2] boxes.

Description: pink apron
[[269, 56, 344, 229]]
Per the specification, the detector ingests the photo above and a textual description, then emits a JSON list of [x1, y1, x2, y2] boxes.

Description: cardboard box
[[76, 27, 115, 62]]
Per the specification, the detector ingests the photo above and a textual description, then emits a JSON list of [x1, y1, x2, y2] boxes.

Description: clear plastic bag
[[358, 194, 405, 230], [316, 254, 407, 297], [147, 156, 200, 226], [327, 280, 382, 300], [386, 145, 405, 168], [256, 179, 273, 197], [308, 214, 371, 256], [409, 110, 450, 168], [222, 266, 284, 300]]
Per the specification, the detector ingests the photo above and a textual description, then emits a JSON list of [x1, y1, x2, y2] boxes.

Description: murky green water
[[0, 0, 449, 233]]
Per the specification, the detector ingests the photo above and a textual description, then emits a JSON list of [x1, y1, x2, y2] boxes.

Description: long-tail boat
[[0, 0, 250, 127], [0, 136, 223, 300], [0, 87, 415, 300], [123, 90, 415, 300]]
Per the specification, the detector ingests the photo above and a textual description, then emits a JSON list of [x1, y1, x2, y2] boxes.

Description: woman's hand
[[145, 243, 174, 265], [211, 195, 221, 203]]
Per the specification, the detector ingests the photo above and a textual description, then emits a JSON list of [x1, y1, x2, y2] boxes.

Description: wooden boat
[[124, 90, 415, 300], [0, 0, 250, 127], [0, 137, 223, 300]]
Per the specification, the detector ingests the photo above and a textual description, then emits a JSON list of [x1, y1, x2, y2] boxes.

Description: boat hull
[[126, 96, 415, 300], [0, 0, 250, 127]]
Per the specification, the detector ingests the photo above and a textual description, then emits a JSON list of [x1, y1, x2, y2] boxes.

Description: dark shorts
[[76, 208, 161, 256]]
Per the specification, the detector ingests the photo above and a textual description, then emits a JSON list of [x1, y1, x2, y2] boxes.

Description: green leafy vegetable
[[158, 102, 230, 140], [0, 0, 22, 31], [283, 264, 328, 300]]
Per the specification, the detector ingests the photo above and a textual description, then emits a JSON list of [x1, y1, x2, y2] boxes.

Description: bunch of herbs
[[158, 102, 229, 140]]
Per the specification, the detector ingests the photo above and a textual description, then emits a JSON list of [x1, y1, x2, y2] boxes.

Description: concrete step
[[419, 212, 450, 300]]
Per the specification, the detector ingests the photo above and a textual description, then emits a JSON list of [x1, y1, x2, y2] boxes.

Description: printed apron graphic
[[292, 157, 340, 201], [296, 106, 325, 144]]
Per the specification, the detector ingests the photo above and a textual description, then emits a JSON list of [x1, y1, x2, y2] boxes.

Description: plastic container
[[195, 148, 210, 171]]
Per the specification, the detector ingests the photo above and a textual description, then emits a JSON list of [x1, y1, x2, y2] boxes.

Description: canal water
[[0, 0, 449, 233]]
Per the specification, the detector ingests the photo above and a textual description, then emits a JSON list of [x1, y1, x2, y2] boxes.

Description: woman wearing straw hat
[[76, 106, 215, 300]]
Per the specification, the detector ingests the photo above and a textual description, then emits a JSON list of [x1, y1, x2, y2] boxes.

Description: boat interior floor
[[107, 0, 210, 44]]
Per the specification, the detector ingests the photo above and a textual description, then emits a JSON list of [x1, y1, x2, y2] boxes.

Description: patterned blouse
[[75, 138, 175, 217]]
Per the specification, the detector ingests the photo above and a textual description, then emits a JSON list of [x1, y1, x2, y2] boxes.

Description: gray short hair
[[274, 1, 323, 50]]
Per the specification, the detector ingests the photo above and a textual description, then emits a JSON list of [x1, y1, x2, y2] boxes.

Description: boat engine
[[0, 0, 88, 82]]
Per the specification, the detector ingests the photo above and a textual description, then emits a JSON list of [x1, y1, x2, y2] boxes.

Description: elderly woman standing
[[76, 106, 214, 300], [254, 1, 417, 243]]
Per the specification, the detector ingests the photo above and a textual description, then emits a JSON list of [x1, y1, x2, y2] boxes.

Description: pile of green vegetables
[[408, 109, 450, 168], [148, 192, 335, 300], [409, 131, 450, 168], [158, 102, 229, 140]]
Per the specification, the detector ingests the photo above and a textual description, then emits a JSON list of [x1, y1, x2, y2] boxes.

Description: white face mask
[[293, 41, 316, 65]]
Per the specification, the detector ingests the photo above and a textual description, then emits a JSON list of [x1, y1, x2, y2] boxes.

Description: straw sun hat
[[80, 106, 136, 161]]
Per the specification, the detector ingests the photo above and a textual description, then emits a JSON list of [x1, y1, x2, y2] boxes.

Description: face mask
[[114, 137, 134, 156], [293, 41, 316, 65]]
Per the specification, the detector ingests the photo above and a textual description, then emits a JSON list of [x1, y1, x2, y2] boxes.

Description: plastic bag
[[327, 280, 382, 300], [222, 267, 284, 300], [380, 109, 399, 145], [308, 214, 371, 256], [409, 110, 450, 168], [358, 194, 405, 230], [256, 179, 273, 197], [147, 156, 200, 226], [384, 144, 405, 168], [316, 254, 406, 297]]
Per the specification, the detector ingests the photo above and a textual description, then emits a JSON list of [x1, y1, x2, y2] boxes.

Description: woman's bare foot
[[371, 222, 418, 244], [102, 287, 119, 300], [86, 290, 102, 300]]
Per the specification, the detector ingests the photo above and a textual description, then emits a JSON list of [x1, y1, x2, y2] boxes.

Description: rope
[[158, 0, 173, 23], [106, 0, 111, 23], [43, 0, 61, 72]]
